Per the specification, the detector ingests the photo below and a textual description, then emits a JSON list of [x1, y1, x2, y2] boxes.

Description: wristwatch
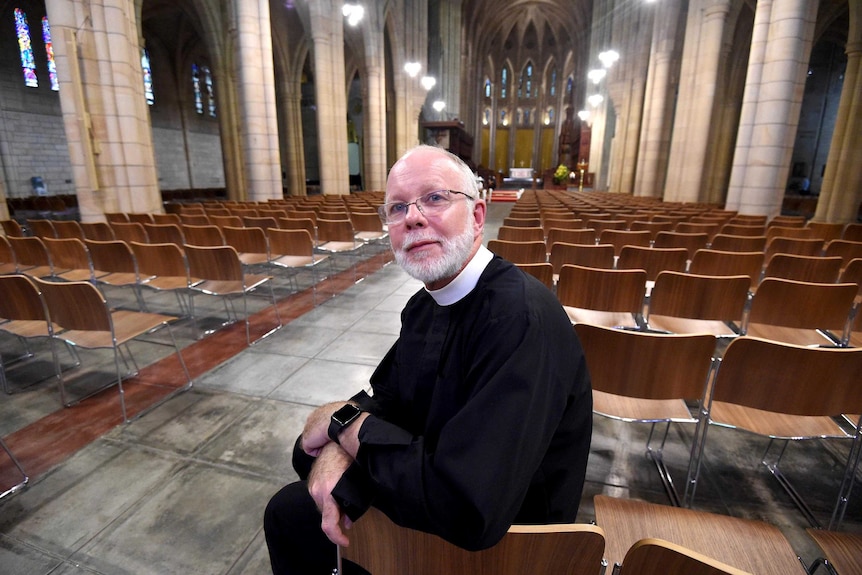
[[328, 403, 362, 445]]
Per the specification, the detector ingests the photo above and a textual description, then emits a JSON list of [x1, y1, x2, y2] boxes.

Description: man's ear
[[472, 199, 487, 234]]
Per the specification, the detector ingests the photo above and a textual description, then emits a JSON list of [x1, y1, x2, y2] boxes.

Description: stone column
[[363, 63, 387, 190], [634, 0, 683, 198], [726, 0, 818, 216], [814, 39, 862, 223], [664, 0, 731, 203], [280, 76, 306, 196], [47, 0, 160, 221], [308, 0, 350, 195], [234, 0, 281, 200]]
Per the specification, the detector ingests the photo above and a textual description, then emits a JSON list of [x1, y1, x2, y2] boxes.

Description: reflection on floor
[[0, 202, 859, 574]]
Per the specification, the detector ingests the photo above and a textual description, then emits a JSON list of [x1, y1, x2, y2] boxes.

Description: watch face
[[332, 404, 361, 426]]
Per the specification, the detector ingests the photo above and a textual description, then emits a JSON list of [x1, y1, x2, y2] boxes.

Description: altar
[[509, 167, 533, 179]]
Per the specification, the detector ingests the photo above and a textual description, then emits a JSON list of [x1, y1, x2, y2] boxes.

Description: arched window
[[192, 64, 216, 116], [500, 66, 509, 99], [524, 63, 533, 98], [549, 67, 557, 97], [41, 17, 58, 91], [499, 109, 509, 126], [484, 77, 491, 99], [546, 107, 555, 125], [483, 107, 491, 126], [192, 64, 203, 113], [566, 76, 574, 98], [14, 8, 38, 88], [523, 108, 533, 126], [204, 66, 216, 117], [142, 49, 154, 105]]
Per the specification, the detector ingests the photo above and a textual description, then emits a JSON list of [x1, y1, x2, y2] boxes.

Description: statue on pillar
[[558, 106, 580, 169]]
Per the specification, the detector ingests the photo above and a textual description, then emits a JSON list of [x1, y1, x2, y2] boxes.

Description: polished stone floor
[[1, 202, 860, 574]]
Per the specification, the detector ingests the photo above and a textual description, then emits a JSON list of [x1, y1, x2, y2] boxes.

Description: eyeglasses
[[378, 190, 474, 224]]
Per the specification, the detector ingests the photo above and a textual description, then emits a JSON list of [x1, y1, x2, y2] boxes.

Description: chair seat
[[95, 271, 149, 287], [709, 401, 850, 439], [237, 253, 270, 266], [564, 306, 639, 328], [743, 322, 838, 347], [648, 315, 737, 337], [143, 276, 197, 291], [318, 240, 359, 253], [593, 390, 694, 422], [0, 319, 58, 338], [271, 254, 321, 268], [192, 274, 272, 296], [0, 263, 17, 274], [355, 231, 387, 242]]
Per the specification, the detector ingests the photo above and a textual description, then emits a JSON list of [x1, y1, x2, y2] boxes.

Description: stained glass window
[[500, 66, 508, 99], [484, 78, 491, 99], [549, 67, 557, 97], [142, 49, 154, 105], [525, 63, 533, 98], [15, 8, 38, 88], [192, 63, 203, 114], [203, 66, 216, 117], [42, 17, 58, 91]]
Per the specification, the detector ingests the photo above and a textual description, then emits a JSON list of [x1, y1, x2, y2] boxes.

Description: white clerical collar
[[426, 245, 494, 306]]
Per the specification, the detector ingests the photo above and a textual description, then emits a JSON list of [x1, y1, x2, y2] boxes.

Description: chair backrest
[[127, 212, 154, 225], [712, 336, 862, 417], [1, 219, 25, 237], [588, 219, 627, 237], [823, 239, 862, 268], [179, 213, 211, 225], [0, 235, 17, 267], [728, 215, 767, 226], [130, 241, 189, 278], [110, 221, 149, 244], [515, 262, 554, 289], [33, 277, 112, 332], [52, 220, 85, 240], [630, 220, 674, 239], [617, 246, 689, 281], [487, 239, 546, 265], [653, 231, 709, 258], [805, 222, 845, 243], [649, 271, 749, 322], [619, 538, 752, 575], [765, 225, 815, 242], [267, 228, 314, 257], [0, 274, 49, 323], [288, 210, 318, 225], [184, 244, 243, 282], [768, 215, 806, 228], [80, 222, 116, 241], [278, 217, 317, 237], [761, 253, 842, 284], [105, 212, 129, 223], [350, 211, 385, 233], [839, 258, 862, 300], [317, 218, 355, 242], [674, 222, 720, 239], [85, 239, 138, 274], [843, 223, 862, 242], [598, 229, 652, 256], [143, 223, 185, 246], [27, 219, 57, 239], [764, 237, 824, 261], [341, 506, 606, 575], [497, 225, 545, 243], [747, 278, 857, 331], [718, 223, 766, 238], [502, 216, 541, 228], [181, 224, 226, 247], [8, 236, 51, 267], [243, 216, 279, 231], [209, 214, 244, 229], [574, 323, 715, 400], [223, 226, 269, 255], [542, 218, 584, 235], [152, 213, 182, 225], [549, 242, 614, 273], [557, 264, 647, 312], [708, 234, 767, 253], [43, 237, 92, 273], [547, 228, 597, 248], [688, 249, 764, 287]]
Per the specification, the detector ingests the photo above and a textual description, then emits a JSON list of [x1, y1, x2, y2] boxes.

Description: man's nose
[[404, 202, 426, 226]]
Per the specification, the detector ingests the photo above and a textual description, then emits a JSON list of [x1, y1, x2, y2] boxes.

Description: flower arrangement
[[553, 164, 570, 184]]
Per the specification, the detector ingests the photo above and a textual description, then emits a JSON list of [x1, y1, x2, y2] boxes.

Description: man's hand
[[301, 402, 344, 457], [307, 442, 354, 547]]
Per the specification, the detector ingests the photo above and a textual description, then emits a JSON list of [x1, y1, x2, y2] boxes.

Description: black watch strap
[[328, 404, 362, 445]]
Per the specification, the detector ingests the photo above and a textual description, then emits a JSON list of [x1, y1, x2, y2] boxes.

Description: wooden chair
[[33, 277, 193, 423], [502, 216, 541, 228], [674, 222, 720, 240], [80, 221, 116, 241], [130, 241, 195, 315], [487, 239, 546, 265], [699, 337, 862, 529], [26, 219, 57, 239], [1, 219, 26, 237], [549, 242, 615, 281], [768, 215, 806, 228], [765, 225, 816, 243], [546, 228, 597, 248], [126, 212, 154, 225], [541, 218, 584, 237], [109, 221, 149, 244], [761, 253, 842, 284], [728, 214, 768, 226], [646, 271, 749, 337], [718, 223, 766, 238], [52, 220, 85, 240], [340, 506, 606, 575], [152, 213, 182, 225], [589, 219, 627, 239], [653, 231, 709, 259], [806, 529, 862, 575], [742, 278, 857, 346], [599, 229, 652, 257], [842, 223, 862, 242], [617, 246, 689, 286], [630, 220, 674, 240], [222, 226, 271, 267], [179, 213, 211, 225], [708, 234, 767, 253], [104, 212, 129, 223], [617, 538, 752, 575], [267, 228, 330, 295], [42, 237, 95, 282], [349, 212, 388, 245], [764, 237, 824, 262], [7, 236, 54, 278], [184, 244, 281, 345], [594, 495, 804, 575], [574, 324, 715, 506], [688, 249, 764, 288], [557, 265, 646, 328], [181, 224, 225, 247], [497, 225, 545, 243], [823, 239, 862, 269], [805, 222, 845, 244], [85, 239, 148, 309], [143, 223, 185, 246], [515, 262, 554, 289], [0, 235, 18, 274], [209, 214, 244, 229]]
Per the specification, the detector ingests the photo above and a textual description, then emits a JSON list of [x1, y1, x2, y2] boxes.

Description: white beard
[[394, 222, 476, 285]]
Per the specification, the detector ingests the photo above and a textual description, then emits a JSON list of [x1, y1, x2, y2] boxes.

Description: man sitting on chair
[[264, 145, 593, 574]]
